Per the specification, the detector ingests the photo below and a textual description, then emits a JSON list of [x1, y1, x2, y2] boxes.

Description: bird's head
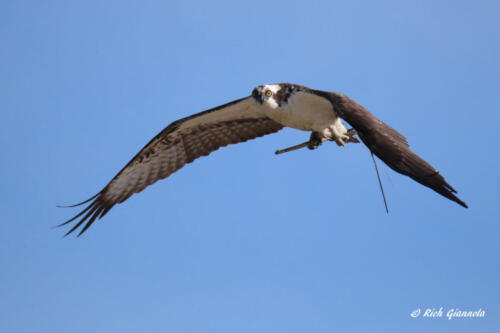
[[252, 83, 303, 109]]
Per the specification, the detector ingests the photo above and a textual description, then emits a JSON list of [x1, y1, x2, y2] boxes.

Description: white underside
[[262, 90, 349, 144]]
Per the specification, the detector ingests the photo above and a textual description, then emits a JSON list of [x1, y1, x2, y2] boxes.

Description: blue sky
[[1, 1, 499, 332]]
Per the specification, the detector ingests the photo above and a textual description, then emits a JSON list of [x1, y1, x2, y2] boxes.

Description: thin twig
[[371, 152, 389, 214], [275, 141, 310, 155]]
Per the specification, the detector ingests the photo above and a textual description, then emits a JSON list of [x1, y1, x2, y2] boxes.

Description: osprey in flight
[[60, 83, 467, 236]]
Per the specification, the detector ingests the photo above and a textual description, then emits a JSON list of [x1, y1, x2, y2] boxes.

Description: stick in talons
[[275, 141, 310, 155]]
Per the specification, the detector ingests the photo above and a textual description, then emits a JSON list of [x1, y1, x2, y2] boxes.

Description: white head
[[251, 84, 282, 109], [252, 83, 308, 109]]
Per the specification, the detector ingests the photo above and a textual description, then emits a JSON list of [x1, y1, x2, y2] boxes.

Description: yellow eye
[[265, 90, 272, 97]]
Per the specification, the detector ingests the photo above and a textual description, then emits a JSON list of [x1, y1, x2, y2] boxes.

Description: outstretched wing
[[59, 96, 283, 236], [313, 90, 467, 208]]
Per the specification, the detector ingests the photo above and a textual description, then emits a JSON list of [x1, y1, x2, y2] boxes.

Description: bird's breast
[[264, 91, 338, 132]]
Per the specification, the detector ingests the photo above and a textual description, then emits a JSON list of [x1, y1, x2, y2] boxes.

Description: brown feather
[[313, 90, 467, 208], [60, 97, 282, 236]]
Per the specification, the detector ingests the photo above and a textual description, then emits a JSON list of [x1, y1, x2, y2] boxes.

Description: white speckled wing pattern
[[59, 97, 283, 236]]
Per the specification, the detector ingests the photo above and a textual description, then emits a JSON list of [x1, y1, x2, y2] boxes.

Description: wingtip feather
[[57, 192, 100, 208], [57, 192, 115, 237]]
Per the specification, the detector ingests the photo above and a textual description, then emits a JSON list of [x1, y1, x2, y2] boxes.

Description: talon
[[307, 141, 321, 150], [308, 132, 323, 150], [334, 136, 348, 146], [346, 128, 360, 143]]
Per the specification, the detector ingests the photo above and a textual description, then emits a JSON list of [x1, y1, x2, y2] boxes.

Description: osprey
[[59, 83, 467, 236]]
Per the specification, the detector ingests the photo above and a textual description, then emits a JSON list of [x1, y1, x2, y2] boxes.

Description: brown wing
[[312, 90, 467, 208], [59, 96, 283, 236]]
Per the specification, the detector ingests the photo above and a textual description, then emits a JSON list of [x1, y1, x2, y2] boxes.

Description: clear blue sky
[[1, 1, 499, 332]]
